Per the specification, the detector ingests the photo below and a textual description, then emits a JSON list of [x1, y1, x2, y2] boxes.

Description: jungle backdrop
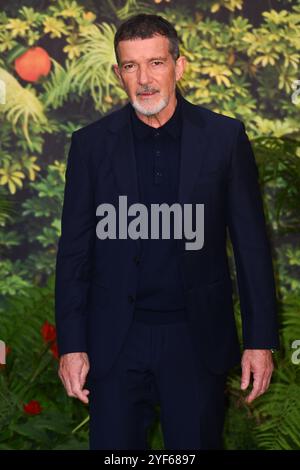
[[0, 0, 300, 450]]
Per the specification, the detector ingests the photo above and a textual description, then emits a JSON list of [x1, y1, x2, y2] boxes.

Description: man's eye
[[152, 61, 163, 66], [124, 64, 135, 71]]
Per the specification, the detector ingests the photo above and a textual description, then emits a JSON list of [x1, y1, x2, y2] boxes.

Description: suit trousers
[[87, 311, 228, 450]]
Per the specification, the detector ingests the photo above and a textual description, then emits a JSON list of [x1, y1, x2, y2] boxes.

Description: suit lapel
[[108, 104, 140, 204], [108, 104, 141, 251], [178, 96, 209, 204]]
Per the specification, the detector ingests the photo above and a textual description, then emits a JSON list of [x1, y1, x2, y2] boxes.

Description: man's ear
[[175, 56, 187, 82], [113, 64, 123, 85]]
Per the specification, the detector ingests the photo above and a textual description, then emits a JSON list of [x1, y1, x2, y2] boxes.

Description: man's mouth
[[139, 91, 158, 97]]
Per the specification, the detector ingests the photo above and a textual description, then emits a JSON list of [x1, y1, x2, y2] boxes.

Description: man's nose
[[137, 64, 152, 85]]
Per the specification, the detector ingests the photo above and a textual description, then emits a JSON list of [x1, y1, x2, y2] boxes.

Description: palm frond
[[101, 0, 154, 21], [0, 68, 48, 145], [253, 363, 300, 449], [280, 293, 300, 350], [70, 22, 120, 110], [42, 59, 74, 109], [254, 136, 300, 233], [0, 191, 14, 225]]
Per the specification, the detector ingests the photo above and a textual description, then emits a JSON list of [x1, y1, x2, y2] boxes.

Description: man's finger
[[260, 364, 274, 393], [245, 374, 264, 403], [59, 370, 72, 396], [73, 377, 90, 403], [64, 375, 77, 398], [265, 374, 272, 391], [260, 372, 271, 395], [78, 363, 90, 403], [241, 361, 251, 390], [71, 384, 89, 404], [79, 363, 89, 389], [69, 371, 89, 403], [58, 369, 66, 389]]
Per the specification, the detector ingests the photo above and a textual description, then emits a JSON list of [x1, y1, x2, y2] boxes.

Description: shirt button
[[156, 150, 161, 156], [154, 131, 160, 137], [156, 171, 162, 176], [128, 295, 135, 303]]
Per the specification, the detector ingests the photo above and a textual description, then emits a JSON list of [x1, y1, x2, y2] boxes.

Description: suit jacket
[[55, 92, 280, 379]]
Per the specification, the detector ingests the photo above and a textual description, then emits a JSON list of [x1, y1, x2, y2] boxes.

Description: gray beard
[[131, 94, 168, 116]]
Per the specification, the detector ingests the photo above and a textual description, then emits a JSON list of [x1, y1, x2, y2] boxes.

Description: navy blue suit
[[55, 92, 279, 449]]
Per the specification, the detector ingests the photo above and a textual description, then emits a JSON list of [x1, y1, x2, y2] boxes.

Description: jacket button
[[128, 295, 135, 303], [133, 255, 140, 265]]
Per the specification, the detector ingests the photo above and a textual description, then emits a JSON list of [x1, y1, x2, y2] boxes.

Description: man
[[55, 14, 279, 450]]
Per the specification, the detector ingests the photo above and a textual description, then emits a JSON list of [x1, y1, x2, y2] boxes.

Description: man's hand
[[240, 349, 274, 404], [58, 352, 90, 404]]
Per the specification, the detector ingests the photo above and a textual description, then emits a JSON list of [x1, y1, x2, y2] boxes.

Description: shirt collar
[[130, 91, 182, 140]]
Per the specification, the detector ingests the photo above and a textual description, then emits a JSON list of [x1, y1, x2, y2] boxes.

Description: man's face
[[113, 35, 186, 116]]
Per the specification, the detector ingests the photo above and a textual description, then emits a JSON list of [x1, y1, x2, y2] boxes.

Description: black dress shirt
[[129, 95, 187, 319]]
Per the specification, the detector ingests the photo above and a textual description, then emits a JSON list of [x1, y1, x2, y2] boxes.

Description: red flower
[[50, 341, 59, 360], [23, 400, 42, 415], [41, 321, 56, 343], [5, 345, 11, 355], [14, 46, 51, 82]]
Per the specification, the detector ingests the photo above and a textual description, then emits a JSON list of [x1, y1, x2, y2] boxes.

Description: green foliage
[[0, 260, 31, 296], [0, 277, 89, 450], [69, 22, 121, 111], [253, 364, 300, 449], [254, 136, 300, 234], [223, 386, 258, 450], [0, 68, 48, 145], [173, 5, 300, 124]]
